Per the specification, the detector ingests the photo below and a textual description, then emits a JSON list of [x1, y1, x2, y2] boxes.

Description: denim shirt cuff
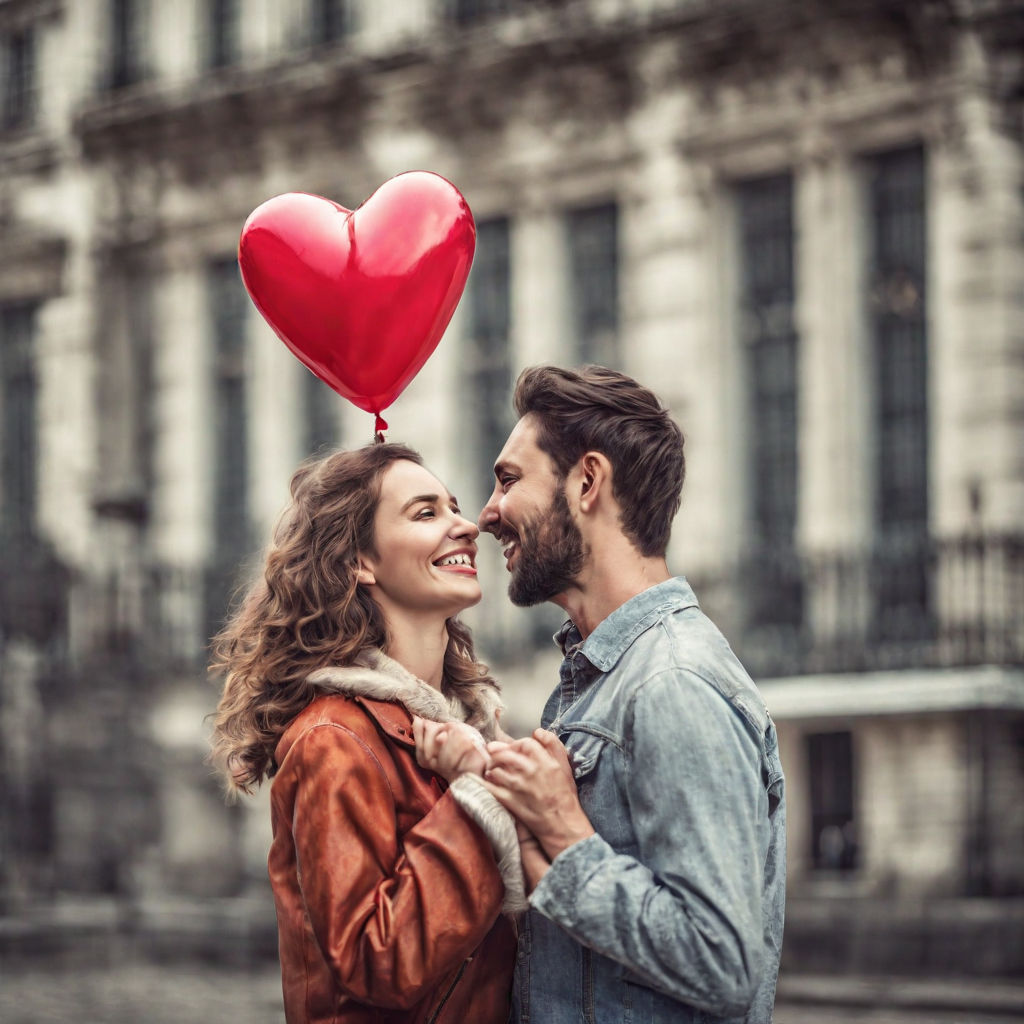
[[529, 832, 611, 924]]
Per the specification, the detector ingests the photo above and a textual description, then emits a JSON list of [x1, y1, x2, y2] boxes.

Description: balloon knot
[[374, 414, 388, 443]]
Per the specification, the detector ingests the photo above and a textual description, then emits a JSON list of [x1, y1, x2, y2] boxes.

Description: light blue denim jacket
[[514, 578, 786, 1024]]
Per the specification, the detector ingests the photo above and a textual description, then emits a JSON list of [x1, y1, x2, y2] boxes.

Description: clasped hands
[[413, 717, 595, 891]]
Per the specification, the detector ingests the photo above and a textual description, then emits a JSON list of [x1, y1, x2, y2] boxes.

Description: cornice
[[0, 128, 58, 174], [0, 0, 62, 33], [0, 230, 67, 301]]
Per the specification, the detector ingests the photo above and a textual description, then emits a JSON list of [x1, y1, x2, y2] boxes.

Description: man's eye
[[501, 477, 517, 492]]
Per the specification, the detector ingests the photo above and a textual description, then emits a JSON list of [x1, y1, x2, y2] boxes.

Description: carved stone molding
[[0, 231, 66, 301], [0, 0, 62, 33]]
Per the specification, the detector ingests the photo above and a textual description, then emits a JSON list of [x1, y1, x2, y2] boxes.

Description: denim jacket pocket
[[558, 727, 636, 851], [558, 727, 610, 782]]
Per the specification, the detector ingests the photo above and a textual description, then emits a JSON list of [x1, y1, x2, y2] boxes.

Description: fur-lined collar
[[306, 649, 504, 742]]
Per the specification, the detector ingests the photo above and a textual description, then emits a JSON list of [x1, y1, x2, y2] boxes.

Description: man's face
[[478, 416, 585, 607]]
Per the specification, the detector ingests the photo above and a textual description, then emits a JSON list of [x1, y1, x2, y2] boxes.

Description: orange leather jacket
[[268, 691, 516, 1024]]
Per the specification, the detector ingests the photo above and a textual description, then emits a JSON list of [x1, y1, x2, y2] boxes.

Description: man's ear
[[355, 556, 376, 586], [576, 452, 612, 513]]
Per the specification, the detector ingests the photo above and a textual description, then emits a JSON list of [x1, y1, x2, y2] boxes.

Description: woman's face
[[357, 460, 482, 621]]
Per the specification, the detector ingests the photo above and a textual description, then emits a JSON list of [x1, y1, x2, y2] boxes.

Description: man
[[478, 365, 786, 1023]]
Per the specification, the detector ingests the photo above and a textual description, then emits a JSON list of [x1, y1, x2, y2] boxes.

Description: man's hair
[[514, 365, 685, 557]]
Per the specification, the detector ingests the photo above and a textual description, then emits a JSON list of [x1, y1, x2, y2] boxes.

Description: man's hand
[[413, 717, 491, 781], [483, 729, 596, 861]]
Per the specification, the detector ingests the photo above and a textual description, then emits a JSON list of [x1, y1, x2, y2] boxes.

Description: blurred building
[[1, 0, 1022, 979]]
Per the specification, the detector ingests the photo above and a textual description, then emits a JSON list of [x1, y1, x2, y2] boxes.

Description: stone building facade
[[1, 0, 1022, 975]]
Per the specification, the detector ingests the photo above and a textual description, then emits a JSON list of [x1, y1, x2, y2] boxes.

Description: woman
[[209, 442, 524, 1024]]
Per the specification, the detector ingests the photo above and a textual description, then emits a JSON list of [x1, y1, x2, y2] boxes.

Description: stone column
[[795, 146, 874, 648], [248, 315, 302, 540], [928, 90, 1024, 657], [511, 200, 573, 369]]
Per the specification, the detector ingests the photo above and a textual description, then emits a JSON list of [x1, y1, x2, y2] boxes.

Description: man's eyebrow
[[493, 459, 519, 480]]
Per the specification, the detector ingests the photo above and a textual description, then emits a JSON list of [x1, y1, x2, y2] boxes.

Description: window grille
[[2, 28, 34, 130], [125, 267, 155, 499], [1, 304, 38, 539], [736, 173, 801, 630], [465, 217, 513, 505], [868, 146, 930, 639], [312, 0, 350, 44], [567, 203, 619, 367], [807, 731, 858, 871], [207, 259, 250, 633], [451, 0, 513, 25], [109, 0, 144, 89], [207, 0, 241, 70]]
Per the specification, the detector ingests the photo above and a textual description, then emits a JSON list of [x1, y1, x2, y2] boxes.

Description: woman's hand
[[483, 729, 595, 861], [413, 717, 491, 782], [516, 820, 552, 893]]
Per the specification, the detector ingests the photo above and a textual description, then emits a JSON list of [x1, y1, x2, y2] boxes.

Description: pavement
[[2, 897, 1022, 1023], [2, 961, 1021, 1024]]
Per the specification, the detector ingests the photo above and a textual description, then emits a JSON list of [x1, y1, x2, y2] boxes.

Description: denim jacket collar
[[554, 577, 700, 673]]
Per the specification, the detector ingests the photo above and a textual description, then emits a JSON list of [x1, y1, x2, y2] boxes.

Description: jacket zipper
[[426, 957, 472, 1024]]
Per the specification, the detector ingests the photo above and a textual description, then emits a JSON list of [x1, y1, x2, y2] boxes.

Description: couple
[[210, 365, 786, 1024]]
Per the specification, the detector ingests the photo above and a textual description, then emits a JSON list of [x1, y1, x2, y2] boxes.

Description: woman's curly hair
[[208, 442, 496, 796]]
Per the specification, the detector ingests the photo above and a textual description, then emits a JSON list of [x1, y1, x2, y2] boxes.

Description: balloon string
[[374, 413, 388, 444]]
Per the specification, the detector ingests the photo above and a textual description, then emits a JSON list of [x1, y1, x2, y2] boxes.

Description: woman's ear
[[355, 556, 376, 586]]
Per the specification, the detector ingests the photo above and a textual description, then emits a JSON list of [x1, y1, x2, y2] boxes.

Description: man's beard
[[508, 486, 586, 607]]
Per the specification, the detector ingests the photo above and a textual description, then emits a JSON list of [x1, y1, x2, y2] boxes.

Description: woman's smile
[[433, 547, 478, 575], [362, 460, 483, 617]]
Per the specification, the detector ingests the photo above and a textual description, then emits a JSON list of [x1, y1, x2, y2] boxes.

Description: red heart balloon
[[238, 172, 476, 424]]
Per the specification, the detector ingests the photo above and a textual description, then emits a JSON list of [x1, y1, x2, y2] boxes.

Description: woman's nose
[[452, 513, 480, 541]]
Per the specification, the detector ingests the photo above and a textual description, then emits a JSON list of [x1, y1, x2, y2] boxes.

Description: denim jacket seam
[[586, 596, 698, 673], [624, 665, 768, 786], [652, 626, 772, 744], [555, 720, 625, 751]]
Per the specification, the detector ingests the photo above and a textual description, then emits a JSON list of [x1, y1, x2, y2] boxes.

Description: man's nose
[[478, 485, 501, 536]]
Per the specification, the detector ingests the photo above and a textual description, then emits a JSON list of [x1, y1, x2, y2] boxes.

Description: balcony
[[693, 532, 1024, 680], [2, 532, 1021, 679]]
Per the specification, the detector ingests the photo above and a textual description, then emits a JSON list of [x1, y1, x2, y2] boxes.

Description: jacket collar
[[554, 576, 700, 674], [275, 649, 504, 765], [306, 648, 504, 739]]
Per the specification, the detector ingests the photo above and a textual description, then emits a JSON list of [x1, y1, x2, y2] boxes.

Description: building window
[[207, 259, 250, 633], [567, 202, 619, 366], [807, 731, 858, 871], [736, 173, 801, 631], [1, 304, 38, 539], [2, 28, 35, 131], [109, 0, 145, 90], [312, 0, 351, 44], [465, 217, 513, 504], [304, 370, 338, 456], [868, 146, 930, 640], [207, 0, 241, 70], [451, 0, 512, 25], [125, 267, 155, 499]]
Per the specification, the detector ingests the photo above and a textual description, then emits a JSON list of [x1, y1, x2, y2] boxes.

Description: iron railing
[[2, 533, 1021, 679], [692, 532, 1024, 679]]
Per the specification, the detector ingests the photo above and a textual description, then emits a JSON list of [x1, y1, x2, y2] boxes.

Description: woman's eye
[[415, 508, 435, 519]]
